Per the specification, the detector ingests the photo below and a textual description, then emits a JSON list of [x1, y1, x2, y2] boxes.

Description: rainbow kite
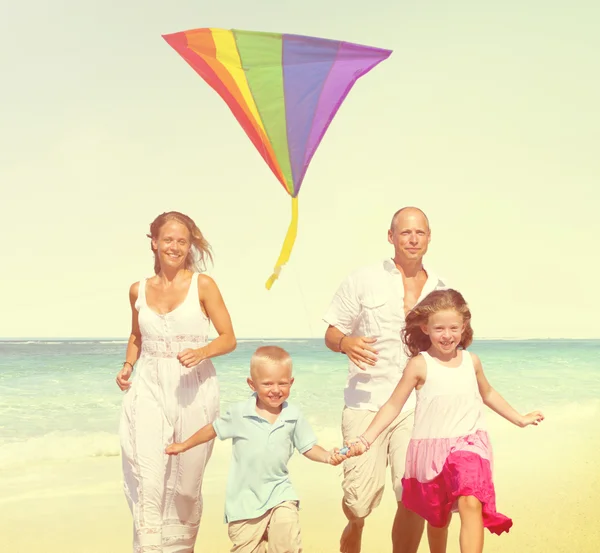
[[162, 28, 392, 289]]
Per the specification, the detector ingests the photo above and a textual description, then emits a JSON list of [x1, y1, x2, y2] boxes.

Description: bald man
[[323, 207, 448, 553]]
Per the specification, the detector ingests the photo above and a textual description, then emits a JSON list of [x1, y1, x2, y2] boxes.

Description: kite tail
[[265, 196, 299, 290]]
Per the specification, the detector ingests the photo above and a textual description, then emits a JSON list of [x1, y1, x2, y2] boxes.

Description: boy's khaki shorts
[[341, 407, 415, 519], [228, 500, 302, 553]]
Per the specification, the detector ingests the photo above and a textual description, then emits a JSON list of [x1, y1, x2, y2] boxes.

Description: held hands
[[340, 336, 378, 370], [343, 436, 370, 457], [518, 410, 545, 427], [177, 348, 205, 368], [327, 448, 351, 466], [116, 364, 133, 391]]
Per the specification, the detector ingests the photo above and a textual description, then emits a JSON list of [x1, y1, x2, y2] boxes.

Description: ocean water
[[1, 339, 599, 469]]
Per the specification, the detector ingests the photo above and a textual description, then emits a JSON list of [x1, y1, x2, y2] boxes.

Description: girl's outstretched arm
[[165, 423, 217, 455], [473, 353, 544, 427], [350, 356, 425, 452]]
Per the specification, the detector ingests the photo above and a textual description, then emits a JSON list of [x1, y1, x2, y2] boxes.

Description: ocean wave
[[236, 339, 310, 344], [0, 340, 64, 345], [0, 339, 128, 345], [0, 431, 120, 468]]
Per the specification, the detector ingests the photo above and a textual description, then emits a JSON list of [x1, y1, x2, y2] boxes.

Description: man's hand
[[340, 336, 378, 370]]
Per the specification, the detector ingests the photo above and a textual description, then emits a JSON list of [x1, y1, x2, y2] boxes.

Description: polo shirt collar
[[242, 393, 300, 422]]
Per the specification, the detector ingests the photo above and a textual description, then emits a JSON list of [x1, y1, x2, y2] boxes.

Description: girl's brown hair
[[401, 289, 474, 357], [147, 211, 213, 274]]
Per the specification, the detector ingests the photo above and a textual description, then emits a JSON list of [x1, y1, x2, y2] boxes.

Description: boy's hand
[[519, 410, 544, 427], [165, 443, 187, 455], [328, 448, 349, 466]]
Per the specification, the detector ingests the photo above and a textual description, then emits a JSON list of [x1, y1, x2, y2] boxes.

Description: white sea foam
[[0, 431, 120, 469], [0, 400, 597, 471], [235, 339, 310, 343]]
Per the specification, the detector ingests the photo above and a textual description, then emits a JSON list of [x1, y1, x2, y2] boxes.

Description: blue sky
[[1, 1, 599, 338]]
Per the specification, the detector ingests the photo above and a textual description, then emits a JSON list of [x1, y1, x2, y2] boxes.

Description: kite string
[[294, 269, 315, 338]]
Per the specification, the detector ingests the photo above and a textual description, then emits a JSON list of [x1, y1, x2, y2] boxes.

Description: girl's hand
[[519, 410, 545, 427], [177, 348, 205, 368], [116, 364, 133, 391], [345, 437, 368, 456], [165, 443, 187, 455]]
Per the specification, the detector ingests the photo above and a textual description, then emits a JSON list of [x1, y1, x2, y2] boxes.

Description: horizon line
[[1, 336, 600, 342]]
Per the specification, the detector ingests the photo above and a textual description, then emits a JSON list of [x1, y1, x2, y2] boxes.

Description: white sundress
[[120, 272, 220, 552]]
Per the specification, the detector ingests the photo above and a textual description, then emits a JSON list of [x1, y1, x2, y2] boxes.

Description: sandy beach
[[2, 402, 599, 553]]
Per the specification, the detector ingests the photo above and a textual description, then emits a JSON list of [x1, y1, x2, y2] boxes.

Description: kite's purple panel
[[282, 34, 340, 193], [301, 42, 392, 192]]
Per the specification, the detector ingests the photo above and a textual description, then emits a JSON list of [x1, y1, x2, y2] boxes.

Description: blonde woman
[[116, 211, 236, 552]]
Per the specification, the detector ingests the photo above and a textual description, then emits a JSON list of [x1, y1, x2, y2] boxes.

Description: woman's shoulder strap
[[135, 278, 149, 308]]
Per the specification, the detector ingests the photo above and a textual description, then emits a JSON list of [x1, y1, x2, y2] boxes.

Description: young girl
[[346, 289, 544, 553]]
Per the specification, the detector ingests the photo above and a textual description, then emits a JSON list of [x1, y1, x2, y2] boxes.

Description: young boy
[[166, 345, 347, 552]]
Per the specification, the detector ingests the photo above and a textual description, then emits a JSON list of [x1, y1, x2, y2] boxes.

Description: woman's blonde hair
[[401, 289, 474, 357], [147, 211, 213, 274]]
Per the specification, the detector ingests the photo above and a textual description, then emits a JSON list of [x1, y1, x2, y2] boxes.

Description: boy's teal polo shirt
[[212, 393, 318, 523]]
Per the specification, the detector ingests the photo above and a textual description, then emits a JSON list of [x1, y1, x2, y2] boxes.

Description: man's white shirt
[[323, 258, 448, 412]]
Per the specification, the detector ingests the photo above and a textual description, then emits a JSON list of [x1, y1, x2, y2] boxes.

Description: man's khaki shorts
[[227, 500, 302, 553], [341, 406, 414, 519]]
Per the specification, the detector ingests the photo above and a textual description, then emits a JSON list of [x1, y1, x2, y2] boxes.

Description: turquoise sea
[[1, 339, 599, 469]]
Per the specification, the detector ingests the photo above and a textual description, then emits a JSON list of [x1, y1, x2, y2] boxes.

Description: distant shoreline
[[2, 337, 600, 343]]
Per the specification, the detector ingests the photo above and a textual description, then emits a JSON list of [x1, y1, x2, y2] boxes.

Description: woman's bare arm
[[116, 282, 142, 390], [177, 275, 236, 367]]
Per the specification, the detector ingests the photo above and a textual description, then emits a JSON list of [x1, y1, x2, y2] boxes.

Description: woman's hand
[[177, 348, 205, 368], [116, 363, 133, 391], [165, 442, 187, 456]]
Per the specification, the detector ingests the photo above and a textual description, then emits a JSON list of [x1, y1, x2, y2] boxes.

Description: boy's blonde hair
[[250, 346, 293, 380]]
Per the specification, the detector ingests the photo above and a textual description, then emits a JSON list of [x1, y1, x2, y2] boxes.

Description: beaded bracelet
[[358, 434, 371, 451], [338, 334, 347, 354]]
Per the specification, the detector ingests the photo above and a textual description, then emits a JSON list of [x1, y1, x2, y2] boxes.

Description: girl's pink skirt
[[401, 432, 512, 535]]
